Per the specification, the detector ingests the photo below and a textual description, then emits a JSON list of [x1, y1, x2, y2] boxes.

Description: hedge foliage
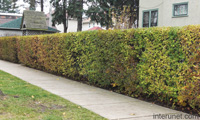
[[0, 36, 18, 63], [0, 25, 199, 114]]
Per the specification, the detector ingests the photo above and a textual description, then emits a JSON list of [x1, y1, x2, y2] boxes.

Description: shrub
[[134, 27, 187, 100], [17, 33, 82, 79], [177, 25, 200, 113], [0, 36, 18, 63], [1, 25, 200, 114]]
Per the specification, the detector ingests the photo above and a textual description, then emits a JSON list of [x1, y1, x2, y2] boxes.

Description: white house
[[55, 18, 78, 33], [54, 17, 103, 33], [82, 18, 102, 31], [139, 0, 200, 28]]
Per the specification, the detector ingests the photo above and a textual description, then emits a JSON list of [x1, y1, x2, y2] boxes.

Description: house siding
[[139, 0, 200, 27], [0, 29, 22, 37], [82, 22, 101, 31], [56, 20, 102, 33], [56, 19, 78, 33]]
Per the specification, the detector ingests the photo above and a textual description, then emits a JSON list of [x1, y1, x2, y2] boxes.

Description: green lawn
[[0, 70, 107, 120]]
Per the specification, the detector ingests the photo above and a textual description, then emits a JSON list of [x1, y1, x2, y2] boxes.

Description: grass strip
[[0, 70, 107, 120]]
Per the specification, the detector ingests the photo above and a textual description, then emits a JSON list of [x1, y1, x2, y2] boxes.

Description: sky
[[15, 0, 89, 14], [16, 0, 51, 14]]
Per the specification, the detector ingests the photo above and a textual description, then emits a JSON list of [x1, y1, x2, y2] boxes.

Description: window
[[173, 3, 188, 17], [143, 9, 158, 27]]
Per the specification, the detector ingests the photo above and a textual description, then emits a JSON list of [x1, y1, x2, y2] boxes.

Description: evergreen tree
[[51, 0, 68, 33], [68, 0, 84, 31], [0, 0, 18, 13], [41, 0, 43, 11], [23, 0, 37, 10], [76, 0, 83, 31], [23, 0, 44, 12], [51, 0, 84, 32], [86, 0, 139, 29]]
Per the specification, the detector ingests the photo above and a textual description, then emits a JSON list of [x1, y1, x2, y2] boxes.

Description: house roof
[[47, 26, 60, 32], [0, 17, 22, 29], [0, 17, 59, 32], [0, 18, 16, 25], [88, 26, 103, 31], [0, 13, 22, 25], [22, 10, 48, 30]]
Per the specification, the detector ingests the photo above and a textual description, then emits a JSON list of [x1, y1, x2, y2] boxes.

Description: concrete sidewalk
[[0, 60, 194, 120]]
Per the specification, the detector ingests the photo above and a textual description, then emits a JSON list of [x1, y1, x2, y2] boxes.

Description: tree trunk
[[41, 0, 44, 12], [77, 0, 83, 32], [106, 12, 110, 30], [66, 16, 69, 33], [106, 24, 109, 30], [63, 20, 67, 33], [77, 15, 82, 32], [29, 0, 36, 10], [136, 0, 139, 28], [63, 0, 68, 33]]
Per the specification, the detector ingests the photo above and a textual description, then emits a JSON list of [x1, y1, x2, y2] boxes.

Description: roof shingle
[[0, 17, 22, 29], [0, 15, 59, 32], [22, 10, 48, 30]]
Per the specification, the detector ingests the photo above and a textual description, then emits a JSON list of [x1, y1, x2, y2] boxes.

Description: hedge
[[0, 36, 18, 63], [0, 25, 199, 114]]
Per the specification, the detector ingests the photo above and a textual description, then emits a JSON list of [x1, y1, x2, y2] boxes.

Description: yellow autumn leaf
[[31, 95, 34, 98], [56, 78, 60, 80], [180, 102, 187, 107], [63, 112, 66, 115], [130, 113, 136, 116], [112, 83, 117, 87]]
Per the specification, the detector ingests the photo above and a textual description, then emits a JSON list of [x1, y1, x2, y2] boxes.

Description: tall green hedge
[[0, 25, 199, 114]]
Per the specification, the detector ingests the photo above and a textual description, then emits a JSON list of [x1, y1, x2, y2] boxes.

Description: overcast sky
[[15, 0, 89, 17], [16, 0, 50, 14]]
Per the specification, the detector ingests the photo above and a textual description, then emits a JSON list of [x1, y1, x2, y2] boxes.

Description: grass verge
[[0, 70, 107, 120]]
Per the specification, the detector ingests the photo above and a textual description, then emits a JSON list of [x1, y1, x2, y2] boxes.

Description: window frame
[[142, 9, 159, 28], [172, 2, 188, 17]]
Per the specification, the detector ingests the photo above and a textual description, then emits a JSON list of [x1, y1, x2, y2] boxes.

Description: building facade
[[0, 13, 22, 25], [55, 17, 103, 33], [139, 0, 200, 28], [0, 11, 59, 37], [82, 18, 102, 31], [55, 19, 78, 33]]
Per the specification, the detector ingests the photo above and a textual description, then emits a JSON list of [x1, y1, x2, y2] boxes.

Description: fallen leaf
[[32, 95, 34, 98], [3, 97, 6, 100], [56, 78, 60, 80], [130, 113, 136, 116], [14, 96, 19, 98]]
